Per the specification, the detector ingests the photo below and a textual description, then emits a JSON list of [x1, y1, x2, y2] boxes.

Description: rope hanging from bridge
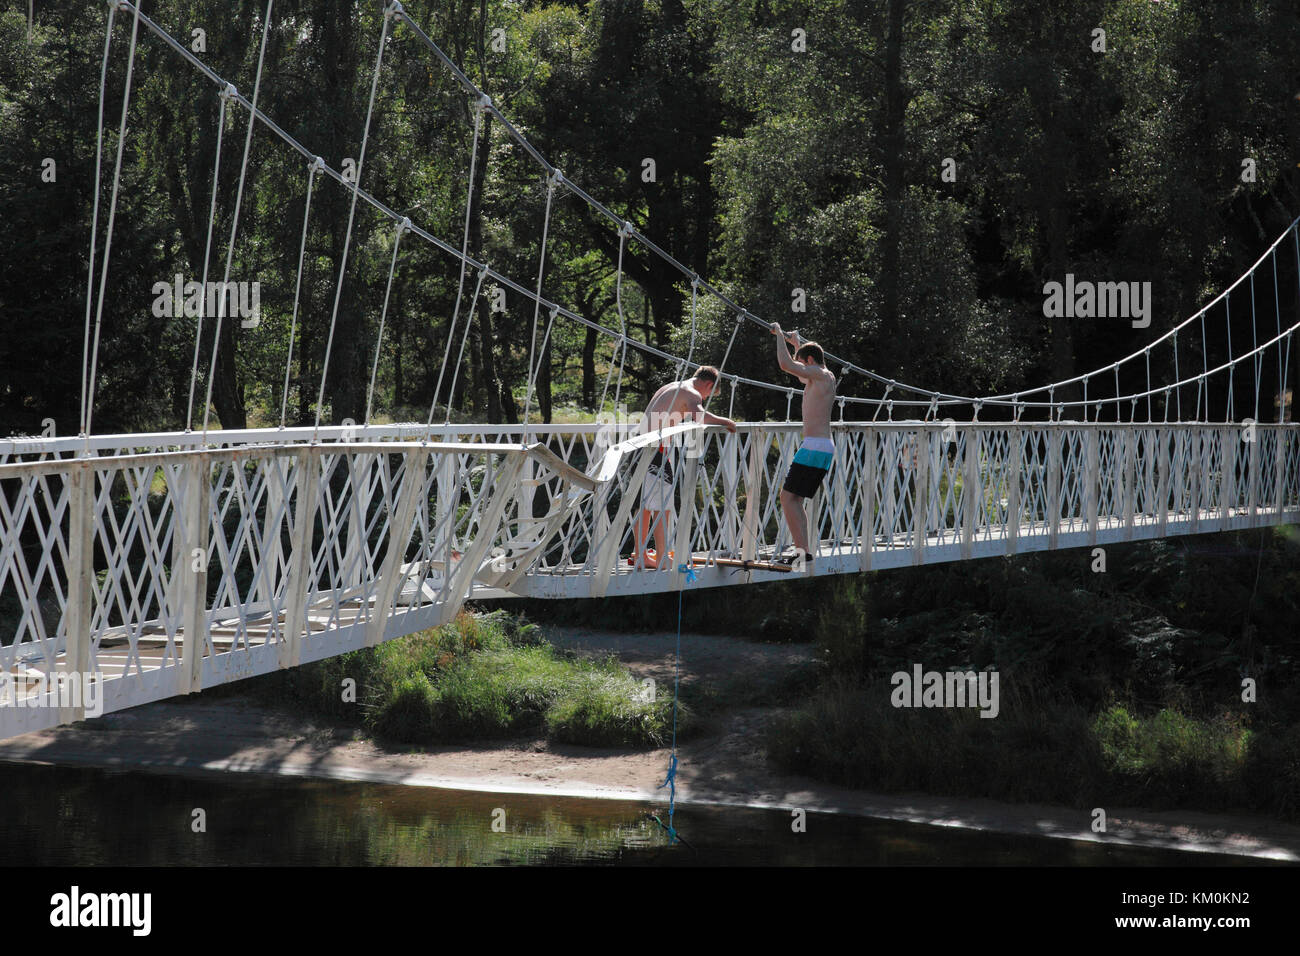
[[653, 561, 698, 847]]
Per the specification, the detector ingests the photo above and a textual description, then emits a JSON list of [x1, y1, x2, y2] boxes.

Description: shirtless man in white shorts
[[633, 366, 736, 569]]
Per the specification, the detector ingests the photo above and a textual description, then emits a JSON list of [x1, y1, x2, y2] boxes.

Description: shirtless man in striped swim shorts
[[771, 323, 837, 568]]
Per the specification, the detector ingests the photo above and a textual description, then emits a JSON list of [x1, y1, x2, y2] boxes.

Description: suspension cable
[[79, 2, 118, 446], [443, 265, 491, 426], [202, 0, 274, 440], [429, 94, 486, 427], [520, 170, 561, 434], [315, 3, 394, 440], [366, 217, 410, 423], [83, 0, 143, 444], [187, 89, 230, 431], [280, 156, 325, 428], [597, 225, 631, 416]]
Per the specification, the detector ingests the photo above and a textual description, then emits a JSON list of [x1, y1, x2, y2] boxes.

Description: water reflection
[[0, 763, 1266, 866]]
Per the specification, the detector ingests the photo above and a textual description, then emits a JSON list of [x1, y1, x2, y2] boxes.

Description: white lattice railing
[[0, 437, 591, 738], [3, 421, 1298, 738], [457, 421, 1300, 598]]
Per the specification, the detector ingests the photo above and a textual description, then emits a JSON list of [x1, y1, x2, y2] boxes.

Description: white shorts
[[641, 447, 675, 512]]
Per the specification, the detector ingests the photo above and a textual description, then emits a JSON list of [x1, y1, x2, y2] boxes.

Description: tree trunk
[[470, 0, 502, 422], [539, 335, 553, 423], [582, 325, 597, 408], [211, 318, 246, 429]]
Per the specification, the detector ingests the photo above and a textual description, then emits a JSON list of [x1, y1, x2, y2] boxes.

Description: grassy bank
[[250, 609, 680, 749]]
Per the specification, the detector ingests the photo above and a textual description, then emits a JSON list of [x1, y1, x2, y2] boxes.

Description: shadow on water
[[0, 762, 1276, 866]]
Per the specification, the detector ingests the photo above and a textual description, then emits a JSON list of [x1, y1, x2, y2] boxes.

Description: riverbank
[[2, 625, 1298, 861]]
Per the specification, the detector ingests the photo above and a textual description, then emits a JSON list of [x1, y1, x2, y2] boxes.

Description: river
[[0, 762, 1269, 866]]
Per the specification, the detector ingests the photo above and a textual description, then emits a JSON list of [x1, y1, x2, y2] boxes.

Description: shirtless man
[[632, 366, 737, 569], [771, 324, 837, 567]]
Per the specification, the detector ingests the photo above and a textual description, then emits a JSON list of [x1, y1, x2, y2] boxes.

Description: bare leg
[[651, 509, 669, 566], [634, 509, 668, 568], [635, 510, 651, 568], [780, 489, 809, 556]]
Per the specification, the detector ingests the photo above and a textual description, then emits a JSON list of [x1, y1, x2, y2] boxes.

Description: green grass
[[275, 609, 678, 748]]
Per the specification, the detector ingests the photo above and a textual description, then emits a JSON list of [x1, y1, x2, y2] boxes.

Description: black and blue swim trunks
[[782, 437, 834, 499]]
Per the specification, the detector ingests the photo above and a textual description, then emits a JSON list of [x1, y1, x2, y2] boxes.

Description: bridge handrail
[[0, 440, 544, 480]]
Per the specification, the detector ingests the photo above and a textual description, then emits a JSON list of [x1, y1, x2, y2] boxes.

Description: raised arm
[[771, 323, 810, 380]]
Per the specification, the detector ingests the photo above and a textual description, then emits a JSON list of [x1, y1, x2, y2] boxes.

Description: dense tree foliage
[[2, 0, 1299, 434]]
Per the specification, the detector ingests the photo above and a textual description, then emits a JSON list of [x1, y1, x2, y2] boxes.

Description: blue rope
[[654, 562, 696, 845]]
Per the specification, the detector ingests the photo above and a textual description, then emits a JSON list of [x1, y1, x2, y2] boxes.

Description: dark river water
[[0, 762, 1270, 866]]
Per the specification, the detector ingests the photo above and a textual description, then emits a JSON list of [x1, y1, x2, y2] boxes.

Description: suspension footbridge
[[3, 1, 1298, 739]]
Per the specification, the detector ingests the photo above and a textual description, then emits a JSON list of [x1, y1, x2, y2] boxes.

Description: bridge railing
[[3, 420, 1296, 737], [0, 438, 590, 736], [477, 421, 1300, 592]]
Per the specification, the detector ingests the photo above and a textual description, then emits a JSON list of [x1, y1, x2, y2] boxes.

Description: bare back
[[642, 379, 704, 433], [797, 366, 837, 439]]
